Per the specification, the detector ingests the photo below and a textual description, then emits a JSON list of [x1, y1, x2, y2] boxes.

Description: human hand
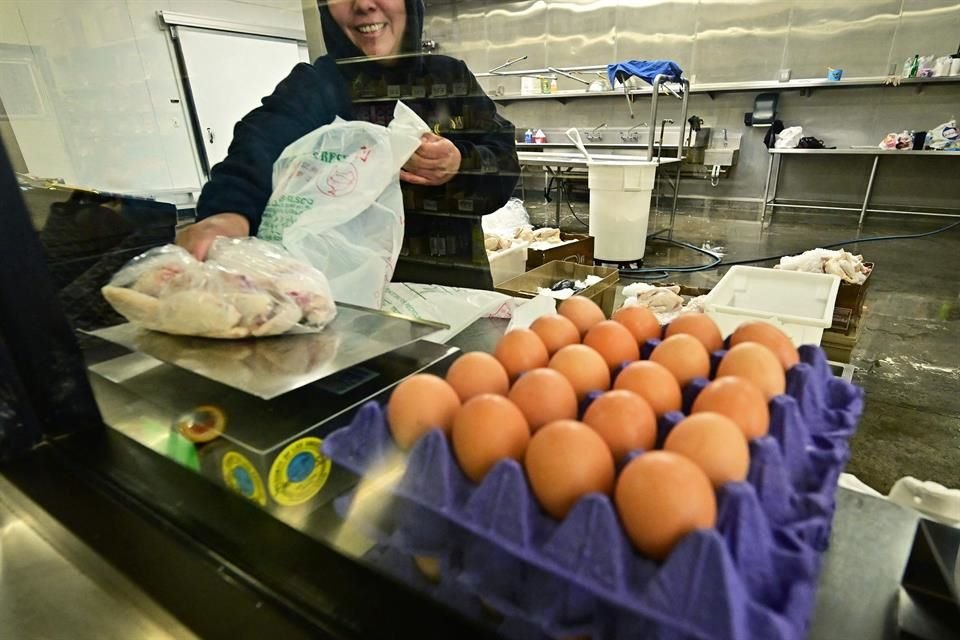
[[176, 212, 250, 261], [400, 133, 462, 186]]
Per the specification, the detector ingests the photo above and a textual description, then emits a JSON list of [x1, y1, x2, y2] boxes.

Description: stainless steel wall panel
[[614, 0, 698, 74], [889, 0, 960, 68], [482, 1, 550, 94], [690, 0, 791, 83], [545, 1, 616, 71], [784, 0, 902, 79]]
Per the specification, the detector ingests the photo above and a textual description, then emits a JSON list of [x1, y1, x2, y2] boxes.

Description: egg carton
[[323, 345, 863, 640]]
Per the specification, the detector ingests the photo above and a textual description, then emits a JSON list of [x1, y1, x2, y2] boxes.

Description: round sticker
[[221, 452, 267, 507], [268, 437, 331, 506]]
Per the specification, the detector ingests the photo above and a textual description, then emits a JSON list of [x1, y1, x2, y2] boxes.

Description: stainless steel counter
[[0, 475, 196, 640]]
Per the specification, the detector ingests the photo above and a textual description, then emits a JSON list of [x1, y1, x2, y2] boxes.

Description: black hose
[[618, 218, 960, 278]]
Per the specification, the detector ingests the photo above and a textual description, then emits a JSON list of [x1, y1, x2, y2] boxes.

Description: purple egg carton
[[324, 344, 863, 640]]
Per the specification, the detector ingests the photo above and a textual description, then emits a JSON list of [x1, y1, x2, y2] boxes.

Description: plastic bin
[[704, 266, 841, 346], [487, 243, 528, 286], [588, 161, 657, 262]]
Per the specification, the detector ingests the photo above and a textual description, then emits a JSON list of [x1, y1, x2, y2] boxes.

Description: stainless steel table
[[762, 148, 960, 228]]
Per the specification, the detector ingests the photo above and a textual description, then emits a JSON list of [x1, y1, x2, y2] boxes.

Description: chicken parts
[[101, 238, 337, 338]]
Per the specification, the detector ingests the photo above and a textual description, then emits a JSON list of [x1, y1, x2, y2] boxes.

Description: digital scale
[[85, 303, 458, 528]]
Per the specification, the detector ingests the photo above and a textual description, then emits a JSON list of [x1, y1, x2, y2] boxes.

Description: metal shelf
[[398, 255, 488, 270], [489, 74, 960, 104]]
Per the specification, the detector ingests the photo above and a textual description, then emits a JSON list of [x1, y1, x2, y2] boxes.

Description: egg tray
[[323, 345, 864, 640]]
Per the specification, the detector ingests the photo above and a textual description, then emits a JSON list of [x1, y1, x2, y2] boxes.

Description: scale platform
[[85, 304, 458, 519]]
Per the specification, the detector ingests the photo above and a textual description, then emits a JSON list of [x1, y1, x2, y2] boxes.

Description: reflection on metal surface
[[87, 304, 446, 400], [89, 340, 457, 454], [417, 0, 960, 89], [0, 477, 196, 640]]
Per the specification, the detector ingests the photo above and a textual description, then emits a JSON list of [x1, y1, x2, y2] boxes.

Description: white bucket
[[587, 161, 657, 262]]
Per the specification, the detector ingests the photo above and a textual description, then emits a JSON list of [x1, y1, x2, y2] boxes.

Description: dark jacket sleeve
[[196, 58, 351, 234], [436, 61, 520, 215]]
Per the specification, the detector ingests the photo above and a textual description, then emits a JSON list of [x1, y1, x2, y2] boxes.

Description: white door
[[174, 26, 308, 171]]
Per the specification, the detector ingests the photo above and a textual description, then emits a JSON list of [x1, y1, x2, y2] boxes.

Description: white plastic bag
[[259, 102, 430, 309], [928, 119, 959, 150], [101, 238, 336, 338], [775, 126, 803, 149]]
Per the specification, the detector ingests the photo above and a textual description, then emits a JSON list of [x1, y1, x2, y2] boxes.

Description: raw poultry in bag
[[101, 237, 337, 338]]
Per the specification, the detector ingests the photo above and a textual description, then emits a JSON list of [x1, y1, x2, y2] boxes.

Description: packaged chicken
[[101, 237, 337, 339]]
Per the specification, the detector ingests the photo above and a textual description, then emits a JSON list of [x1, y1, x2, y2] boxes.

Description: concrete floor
[[526, 198, 960, 494]]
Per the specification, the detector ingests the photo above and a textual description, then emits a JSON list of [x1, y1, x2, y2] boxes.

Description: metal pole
[[676, 78, 690, 161], [761, 152, 775, 225], [669, 162, 682, 239], [859, 155, 879, 229], [646, 74, 665, 161]]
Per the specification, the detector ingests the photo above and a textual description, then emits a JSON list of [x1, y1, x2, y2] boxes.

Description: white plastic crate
[[488, 243, 529, 285], [704, 266, 841, 346]]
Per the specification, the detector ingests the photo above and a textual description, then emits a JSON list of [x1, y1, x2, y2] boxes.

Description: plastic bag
[[775, 126, 803, 149], [101, 237, 337, 338], [482, 198, 530, 235], [928, 119, 959, 150], [258, 102, 430, 309]]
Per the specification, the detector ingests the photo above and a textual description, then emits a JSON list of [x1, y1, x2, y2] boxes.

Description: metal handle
[[206, 128, 215, 144]]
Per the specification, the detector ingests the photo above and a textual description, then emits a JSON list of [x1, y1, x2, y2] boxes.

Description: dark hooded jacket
[[196, 0, 520, 242]]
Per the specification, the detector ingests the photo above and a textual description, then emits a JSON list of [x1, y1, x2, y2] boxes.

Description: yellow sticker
[[268, 437, 331, 506], [221, 452, 267, 507]]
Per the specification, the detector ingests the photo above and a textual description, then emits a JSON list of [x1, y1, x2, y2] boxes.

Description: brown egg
[[530, 314, 581, 355], [387, 374, 461, 449], [452, 394, 530, 483], [612, 305, 661, 345], [525, 420, 615, 519], [613, 360, 682, 416], [508, 368, 578, 431], [584, 320, 641, 371], [558, 296, 606, 337], [649, 334, 711, 387], [549, 344, 611, 401], [664, 413, 750, 488], [413, 555, 441, 582], [445, 352, 509, 402], [665, 313, 724, 353], [691, 376, 769, 439], [730, 321, 800, 370], [582, 390, 656, 461], [615, 451, 717, 560], [716, 342, 786, 400], [494, 328, 550, 381]]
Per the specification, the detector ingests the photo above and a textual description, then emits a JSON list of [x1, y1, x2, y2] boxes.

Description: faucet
[[585, 123, 607, 142], [621, 122, 648, 143], [656, 119, 675, 162]]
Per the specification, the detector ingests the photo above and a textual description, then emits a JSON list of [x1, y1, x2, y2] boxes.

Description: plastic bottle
[[524, 129, 534, 143], [550, 75, 559, 94], [534, 129, 547, 144]]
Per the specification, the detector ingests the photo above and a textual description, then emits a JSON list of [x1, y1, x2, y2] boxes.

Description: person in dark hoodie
[[178, 0, 520, 289]]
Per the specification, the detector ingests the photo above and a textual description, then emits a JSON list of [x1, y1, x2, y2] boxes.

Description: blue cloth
[[607, 60, 683, 87]]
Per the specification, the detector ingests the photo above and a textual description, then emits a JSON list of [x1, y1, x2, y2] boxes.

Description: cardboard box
[[525, 233, 595, 270], [495, 260, 619, 316]]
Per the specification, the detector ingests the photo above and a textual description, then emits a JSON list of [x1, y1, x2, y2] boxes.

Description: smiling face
[[327, 0, 407, 58]]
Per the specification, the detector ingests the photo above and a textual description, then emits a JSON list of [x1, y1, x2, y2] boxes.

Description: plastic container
[[587, 161, 658, 262], [324, 342, 864, 640], [704, 266, 841, 346], [487, 243, 529, 286]]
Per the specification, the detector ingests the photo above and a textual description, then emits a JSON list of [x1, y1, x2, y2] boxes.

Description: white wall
[[0, 0, 305, 198]]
